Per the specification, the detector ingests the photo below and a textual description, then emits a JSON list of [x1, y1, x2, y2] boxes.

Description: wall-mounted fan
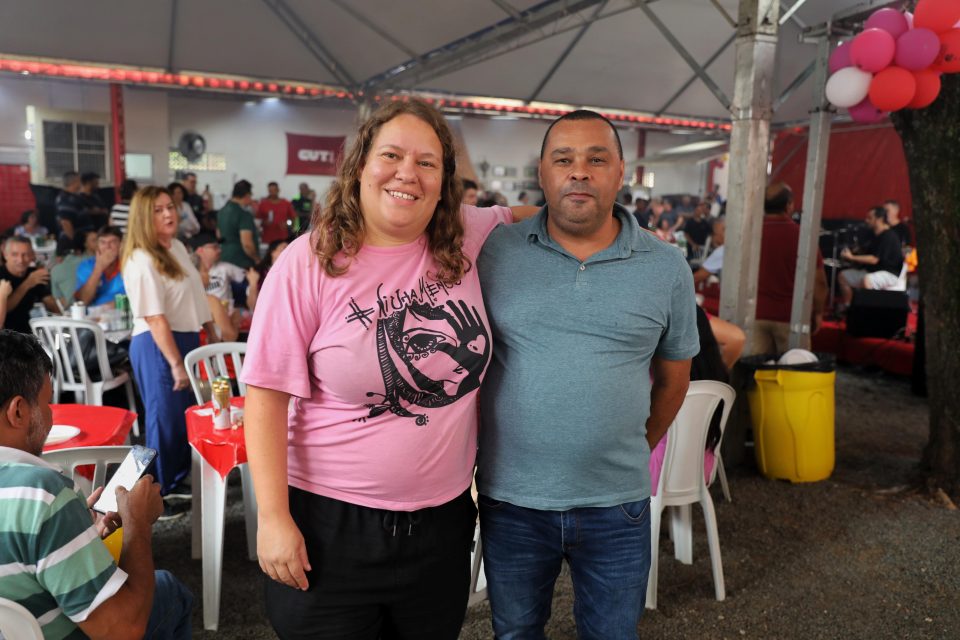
[[177, 131, 206, 162]]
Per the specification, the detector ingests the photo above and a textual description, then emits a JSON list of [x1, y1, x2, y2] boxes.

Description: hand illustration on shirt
[[363, 298, 491, 426]]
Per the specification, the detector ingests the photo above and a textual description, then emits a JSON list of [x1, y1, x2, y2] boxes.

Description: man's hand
[[246, 267, 260, 287], [94, 245, 118, 271], [115, 475, 163, 530], [24, 268, 50, 288], [840, 248, 854, 261], [86, 486, 122, 539]]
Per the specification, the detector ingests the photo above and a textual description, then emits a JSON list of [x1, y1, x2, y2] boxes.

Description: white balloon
[[825, 67, 873, 108]]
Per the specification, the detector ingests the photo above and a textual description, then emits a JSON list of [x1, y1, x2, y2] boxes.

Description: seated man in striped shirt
[[0, 330, 192, 640]]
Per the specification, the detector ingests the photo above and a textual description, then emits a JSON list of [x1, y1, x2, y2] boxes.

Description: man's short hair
[[462, 179, 478, 192], [870, 205, 888, 224], [183, 172, 197, 180], [97, 225, 123, 241], [232, 180, 253, 199], [884, 199, 900, 210], [0, 330, 53, 408], [80, 172, 99, 185], [267, 181, 279, 188], [119, 179, 138, 201], [540, 110, 624, 160], [2, 235, 32, 253], [62, 171, 80, 187], [764, 182, 793, 214]]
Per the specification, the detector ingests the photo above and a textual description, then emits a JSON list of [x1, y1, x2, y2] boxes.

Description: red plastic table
[[44, 404, 137, 452], [185, 397, 257, 631]]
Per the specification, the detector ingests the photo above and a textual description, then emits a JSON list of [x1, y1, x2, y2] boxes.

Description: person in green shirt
[[291, 181, 314, 235], [50, 228, 97, 308], [217, 179, 259, 269]]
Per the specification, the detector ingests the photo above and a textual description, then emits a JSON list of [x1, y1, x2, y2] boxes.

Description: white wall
[[0, 75, 719, 208], [642, 131, 712, 198], [168, 95, 357, 208], [0, 76, 170, 184]]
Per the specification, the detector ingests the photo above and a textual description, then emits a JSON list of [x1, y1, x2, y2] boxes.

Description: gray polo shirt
[[477, 205, 699, 510]]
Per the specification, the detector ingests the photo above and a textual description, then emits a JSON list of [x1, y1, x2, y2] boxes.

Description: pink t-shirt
[[241, 205, 512, 510]]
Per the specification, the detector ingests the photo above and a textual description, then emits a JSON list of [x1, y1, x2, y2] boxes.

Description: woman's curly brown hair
[[312, 99, 467, 286]]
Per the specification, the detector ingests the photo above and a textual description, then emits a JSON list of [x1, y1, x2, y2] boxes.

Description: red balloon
[[932, 28, 960, 72], [868, 66, 917, 111], [908, 69, 942, 108], [850, 28, 897, 72], [914, 0, 960, 33]]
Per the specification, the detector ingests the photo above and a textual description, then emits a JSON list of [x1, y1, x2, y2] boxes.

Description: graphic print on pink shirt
[[362, 290, 490, 426]]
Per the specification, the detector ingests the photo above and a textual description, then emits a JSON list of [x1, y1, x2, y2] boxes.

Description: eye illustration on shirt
[[361, 299, 491, 426]]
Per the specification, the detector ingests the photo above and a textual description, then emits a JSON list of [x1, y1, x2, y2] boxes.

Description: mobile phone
[[92, 445, 158, 514]]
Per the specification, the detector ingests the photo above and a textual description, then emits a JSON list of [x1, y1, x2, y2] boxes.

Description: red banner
[[286, 133, 344, 176]]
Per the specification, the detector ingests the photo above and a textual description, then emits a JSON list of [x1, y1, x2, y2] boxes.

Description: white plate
[[45, 425, 81, 446]]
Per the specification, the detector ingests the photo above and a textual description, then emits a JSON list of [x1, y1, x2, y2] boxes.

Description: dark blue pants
[[130, 330, 199, 494], [144, 569, 193, 640], [479, 495, 651, 640]]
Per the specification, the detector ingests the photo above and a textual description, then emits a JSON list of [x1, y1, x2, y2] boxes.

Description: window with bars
[[42, 120, 108, 180]]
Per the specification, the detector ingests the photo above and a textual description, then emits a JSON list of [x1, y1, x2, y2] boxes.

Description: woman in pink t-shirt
[[241, 100, 515, 639]]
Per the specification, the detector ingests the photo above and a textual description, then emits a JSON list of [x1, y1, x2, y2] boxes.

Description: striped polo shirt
[[0, 446, 127, 640]]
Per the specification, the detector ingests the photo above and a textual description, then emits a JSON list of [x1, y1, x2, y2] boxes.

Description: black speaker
[[846, 289, 909, 338]]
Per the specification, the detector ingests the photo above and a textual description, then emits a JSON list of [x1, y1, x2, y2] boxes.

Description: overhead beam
[[361, 0, 606, 92], [656, 32, 736, 115], [166, 0, 179, 73], [774, 59, 815, 110], [633, 0, 731, 111], [261, 0, 357, 90], [778, 0, 808, 26], [527, 0, 607, 103], [331, 0, 419, 59], [709, 0, 737, 28], [489, 0, 524, 20]]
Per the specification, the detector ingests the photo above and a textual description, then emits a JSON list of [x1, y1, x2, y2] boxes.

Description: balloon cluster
[[824, 0, 960, 123]]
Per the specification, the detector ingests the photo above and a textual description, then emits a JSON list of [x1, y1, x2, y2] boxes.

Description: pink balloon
[[895, 28, 942, 69], [865, 8, 910, 39], [829, 42, 853, 73], [851, 28, 897, 72], [848, 98, 887, 123]]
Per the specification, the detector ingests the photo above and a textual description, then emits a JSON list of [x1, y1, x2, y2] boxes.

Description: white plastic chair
[[646, 380, 735, 609], [183, 342, 257, 631], [0, 597, 44, 640], [30, 317, 138, 436], [468, 524, 488, 607], [184, 342, 247, 405], [42, 446, 131, 497]]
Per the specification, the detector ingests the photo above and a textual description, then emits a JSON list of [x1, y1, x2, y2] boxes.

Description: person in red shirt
[[256, 182, 296, 243], [751, 182, 827, 355]]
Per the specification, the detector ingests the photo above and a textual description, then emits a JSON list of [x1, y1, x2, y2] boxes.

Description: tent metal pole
[[634, 0, 731, 110], [788, 34, 833, 349], [527, 1, 607, 103], [261, 0, 358, 91], [719, 0, 779, 344]]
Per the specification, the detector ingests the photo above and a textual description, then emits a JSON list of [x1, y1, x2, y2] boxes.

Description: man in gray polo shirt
[[477, 110, 699, 640]]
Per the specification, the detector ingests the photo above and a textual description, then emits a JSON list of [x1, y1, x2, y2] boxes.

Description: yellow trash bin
[[746, 357, 836, 483]]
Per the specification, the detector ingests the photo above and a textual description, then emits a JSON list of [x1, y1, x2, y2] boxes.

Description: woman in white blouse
[[121, 186, 217, 504]]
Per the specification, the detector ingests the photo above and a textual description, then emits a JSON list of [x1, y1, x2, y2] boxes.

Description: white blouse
[[122, 239, 213, 336]]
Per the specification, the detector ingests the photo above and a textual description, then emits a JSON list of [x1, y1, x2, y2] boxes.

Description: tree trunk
[[891, 72, 960, 499]]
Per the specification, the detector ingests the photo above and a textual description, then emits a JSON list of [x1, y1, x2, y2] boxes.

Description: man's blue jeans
[[478, 495, 651, 640], [144, 570, 193, 639]]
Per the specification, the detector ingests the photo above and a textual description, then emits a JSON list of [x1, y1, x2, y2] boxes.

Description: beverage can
[[211, 377, 232, 430], [70, 302, 86, 320]]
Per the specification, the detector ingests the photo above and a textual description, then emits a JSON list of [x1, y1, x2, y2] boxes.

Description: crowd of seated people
[[2, 176, 292, 340]]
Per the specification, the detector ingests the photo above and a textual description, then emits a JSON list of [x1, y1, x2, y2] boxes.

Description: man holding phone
[[0, 330, 193, 639]]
